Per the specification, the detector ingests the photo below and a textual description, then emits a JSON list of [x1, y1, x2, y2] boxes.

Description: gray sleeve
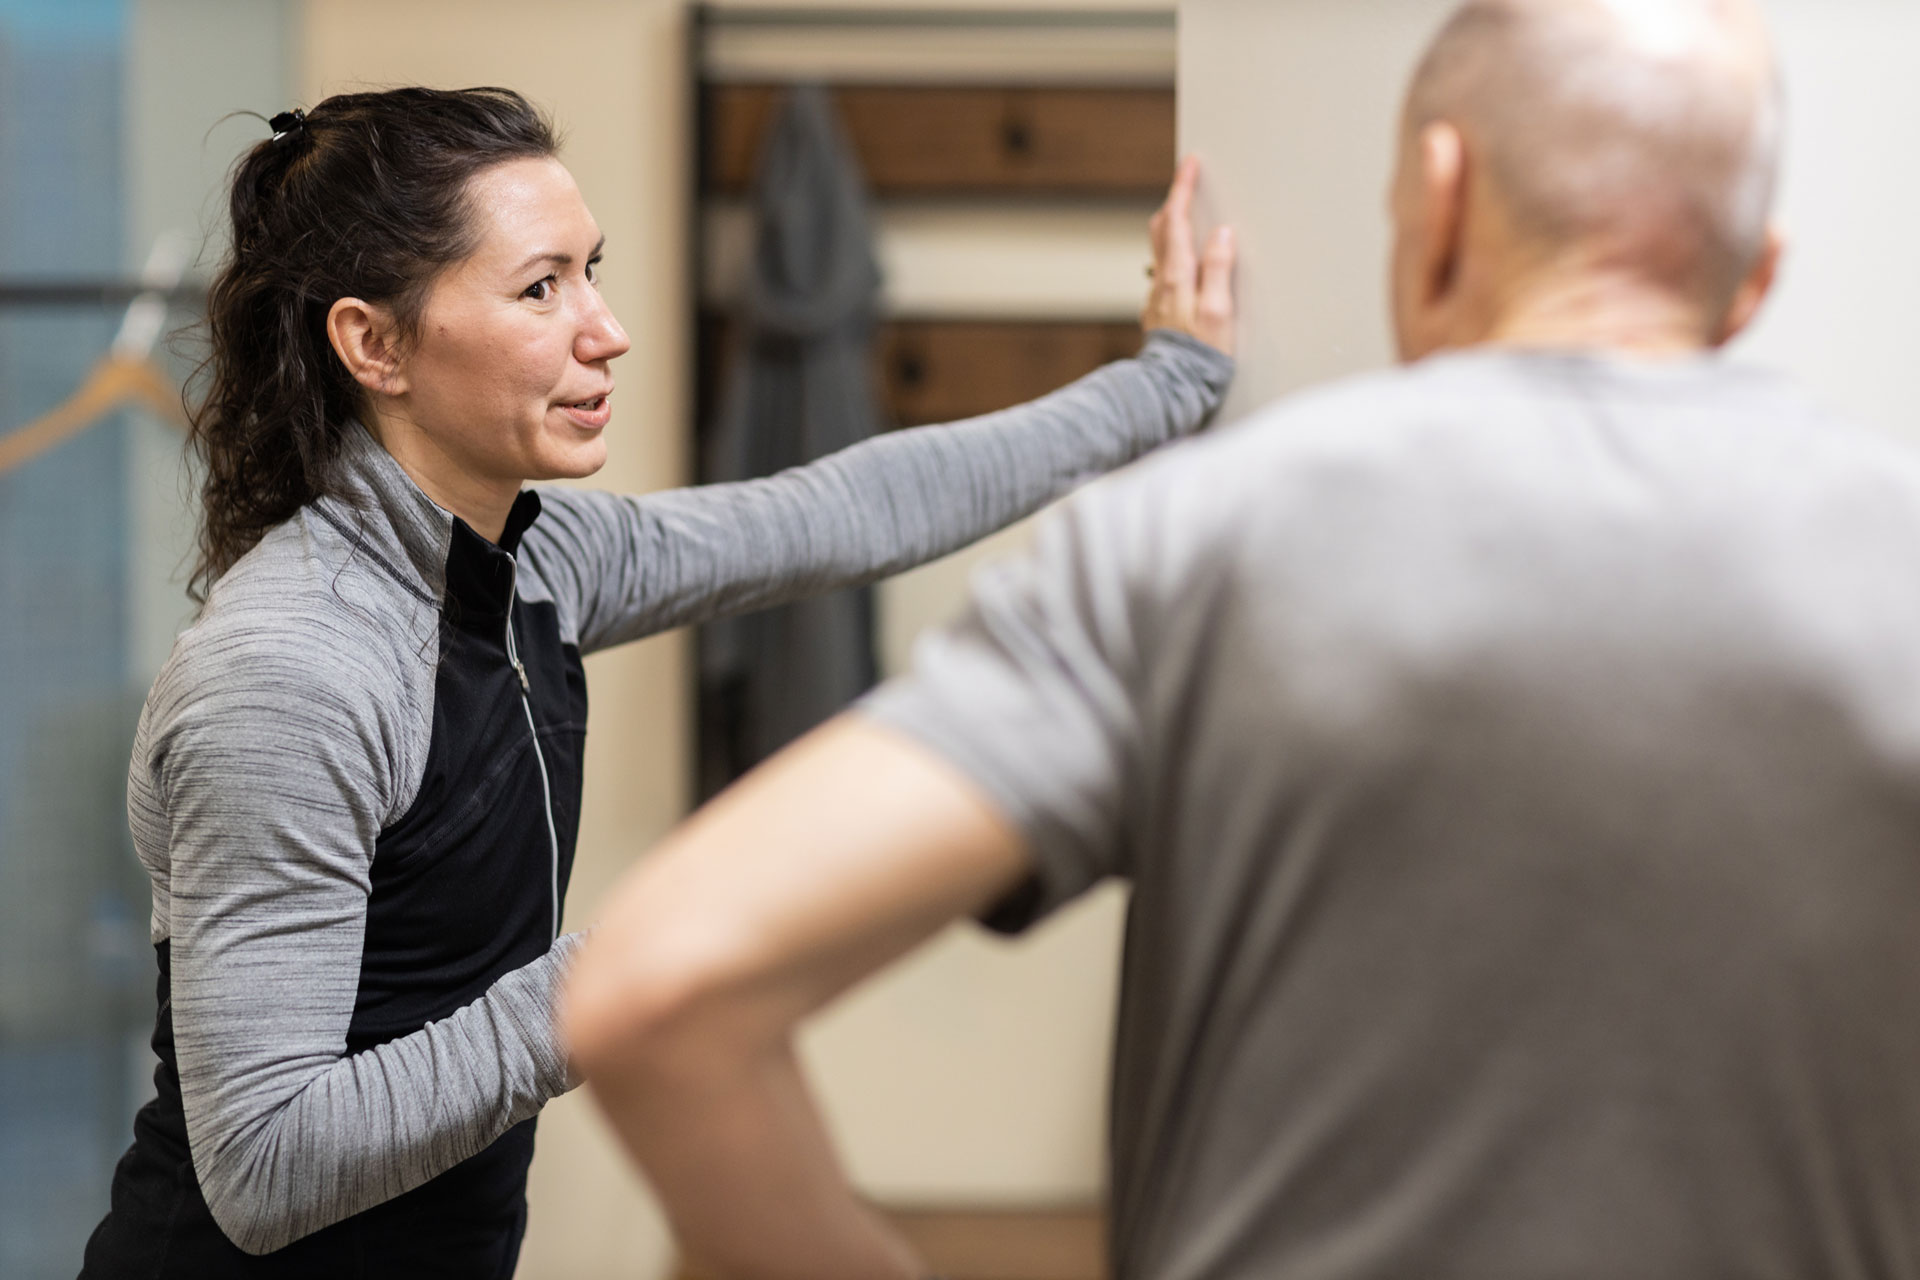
[[858, 477, 1155, 933], [525, 329, 1232, 653], [149, 626, 581, 1256]]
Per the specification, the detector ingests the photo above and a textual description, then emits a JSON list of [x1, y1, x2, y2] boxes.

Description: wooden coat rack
[[693, 5, 1177, 434]]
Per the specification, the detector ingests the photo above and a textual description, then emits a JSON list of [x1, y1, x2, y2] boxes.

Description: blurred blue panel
[[0, 0, 122, 42], [0, 3, 136, 1276]]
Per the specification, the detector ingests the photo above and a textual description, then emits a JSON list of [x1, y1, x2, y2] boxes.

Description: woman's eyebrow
[[512, 236, 607, 275]]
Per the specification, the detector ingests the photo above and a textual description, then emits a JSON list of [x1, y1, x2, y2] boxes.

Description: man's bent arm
[[563, 716, 1029, 1280]]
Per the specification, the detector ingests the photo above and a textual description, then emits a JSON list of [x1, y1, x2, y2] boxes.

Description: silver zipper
[[504, 559, 563, 941]]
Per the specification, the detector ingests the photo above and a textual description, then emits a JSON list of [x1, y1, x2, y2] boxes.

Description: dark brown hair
[[187, 86, 558, 602]]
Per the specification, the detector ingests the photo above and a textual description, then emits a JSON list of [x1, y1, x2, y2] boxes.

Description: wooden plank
[[677, 1205, 1106, 1280], [704, 85, 1174, 197], [890, 1206, 1107, 1280], [878, 319, 1143, 426], [697, 316, 1144, 439]]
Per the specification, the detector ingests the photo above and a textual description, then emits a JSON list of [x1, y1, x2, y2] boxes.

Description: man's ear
[[1418, 120, 1469, 308], [1714, 222, 1785, 347], [326, 297, 409, 397]]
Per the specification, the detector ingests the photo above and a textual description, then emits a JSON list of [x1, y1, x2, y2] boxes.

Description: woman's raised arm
[[531, 330, 1231, 653], [526, 159, 1235, 653]]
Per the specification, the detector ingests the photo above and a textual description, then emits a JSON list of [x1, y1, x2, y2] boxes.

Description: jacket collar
[[322, 420, 542, 611]]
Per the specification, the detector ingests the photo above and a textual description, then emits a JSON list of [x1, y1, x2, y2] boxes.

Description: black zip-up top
[[80, 331, 1233, 1276]]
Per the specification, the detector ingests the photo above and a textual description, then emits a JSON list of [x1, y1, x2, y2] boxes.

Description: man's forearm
[[565, 717, 1032, 1275], [589, 1033, 923, 1280]]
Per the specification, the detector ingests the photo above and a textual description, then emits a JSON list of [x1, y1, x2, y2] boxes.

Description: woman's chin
[[529, 437, 609, 482]]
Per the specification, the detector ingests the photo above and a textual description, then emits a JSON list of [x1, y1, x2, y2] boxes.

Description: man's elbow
[[562, 919, 764, 1084]]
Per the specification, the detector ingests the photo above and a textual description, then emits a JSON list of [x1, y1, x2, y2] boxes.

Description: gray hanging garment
[[698, 84, 885, 795]]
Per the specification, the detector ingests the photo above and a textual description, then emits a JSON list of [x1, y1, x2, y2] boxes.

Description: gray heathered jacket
[[116, 330, 1233, 1257]]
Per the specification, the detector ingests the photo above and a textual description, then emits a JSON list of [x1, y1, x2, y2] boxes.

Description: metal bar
[[699, 6, 1172, 30], [0, 282, 205, 308]]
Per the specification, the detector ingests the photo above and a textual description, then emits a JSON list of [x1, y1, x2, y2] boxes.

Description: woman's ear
[[326, 297, 409, 397]]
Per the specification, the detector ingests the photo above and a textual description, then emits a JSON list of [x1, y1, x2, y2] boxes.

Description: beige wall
[[299, 4, 691, 1275], [1176, 0, 1446, 422]]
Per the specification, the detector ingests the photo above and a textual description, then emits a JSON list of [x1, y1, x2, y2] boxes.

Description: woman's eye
[[585, 260, 601, 286], [524, 276, 555, 301]]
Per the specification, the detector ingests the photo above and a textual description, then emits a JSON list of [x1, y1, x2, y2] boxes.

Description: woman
[[80, 86, 1234, 1277]]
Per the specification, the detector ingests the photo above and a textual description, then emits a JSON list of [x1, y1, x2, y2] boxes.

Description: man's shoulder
[[1070, 348, 1920, 587], [1164, 349, 1914, 488]]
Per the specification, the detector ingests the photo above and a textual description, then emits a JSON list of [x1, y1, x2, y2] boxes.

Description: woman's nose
[[576, 288, 631, 364]]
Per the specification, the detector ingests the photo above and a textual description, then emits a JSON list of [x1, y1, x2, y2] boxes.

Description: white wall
[[1740, 0, 1920, 439], [1178, 0, 1920, 442]]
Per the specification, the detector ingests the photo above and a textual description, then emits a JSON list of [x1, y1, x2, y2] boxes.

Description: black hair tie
[[269, 109, 306, 142]]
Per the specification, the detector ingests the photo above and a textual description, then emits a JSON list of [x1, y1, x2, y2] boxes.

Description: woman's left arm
[[527, 160, 1236, 654]]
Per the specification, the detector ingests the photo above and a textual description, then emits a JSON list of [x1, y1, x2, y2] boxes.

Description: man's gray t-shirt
[[864, 350, 1920, 1280]]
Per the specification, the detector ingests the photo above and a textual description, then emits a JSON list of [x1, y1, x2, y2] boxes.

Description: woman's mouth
[[559, 394, 613, 429]]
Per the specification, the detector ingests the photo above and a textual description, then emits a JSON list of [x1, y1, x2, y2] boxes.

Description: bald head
[[1405, 0, 1783, 316]]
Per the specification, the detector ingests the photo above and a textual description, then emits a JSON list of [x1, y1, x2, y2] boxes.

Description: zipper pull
[[513, 659, 530, 693]]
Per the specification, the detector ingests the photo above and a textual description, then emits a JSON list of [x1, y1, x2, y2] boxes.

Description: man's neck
[[1484, 270, 1717, 359], [363, 408, 518, 545]]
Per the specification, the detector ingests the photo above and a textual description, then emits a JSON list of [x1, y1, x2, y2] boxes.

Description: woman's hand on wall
[[1141, 156, 1237, 356]]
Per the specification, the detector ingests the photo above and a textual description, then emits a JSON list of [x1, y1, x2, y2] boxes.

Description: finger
[[1199, 225, 1236, 305], [1158, 181, 1202, 307], [1150, 156, 1199, 264], [1198, 225, 1237, 351], [1152, 158, 1197, 225], [1163, 155, 1202, 221]]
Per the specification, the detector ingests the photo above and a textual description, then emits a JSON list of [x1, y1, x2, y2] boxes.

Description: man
[[567, 2, 1920, 1277]]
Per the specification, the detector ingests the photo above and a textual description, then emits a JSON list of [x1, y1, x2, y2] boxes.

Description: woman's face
[[396, 156, 631, 485]]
